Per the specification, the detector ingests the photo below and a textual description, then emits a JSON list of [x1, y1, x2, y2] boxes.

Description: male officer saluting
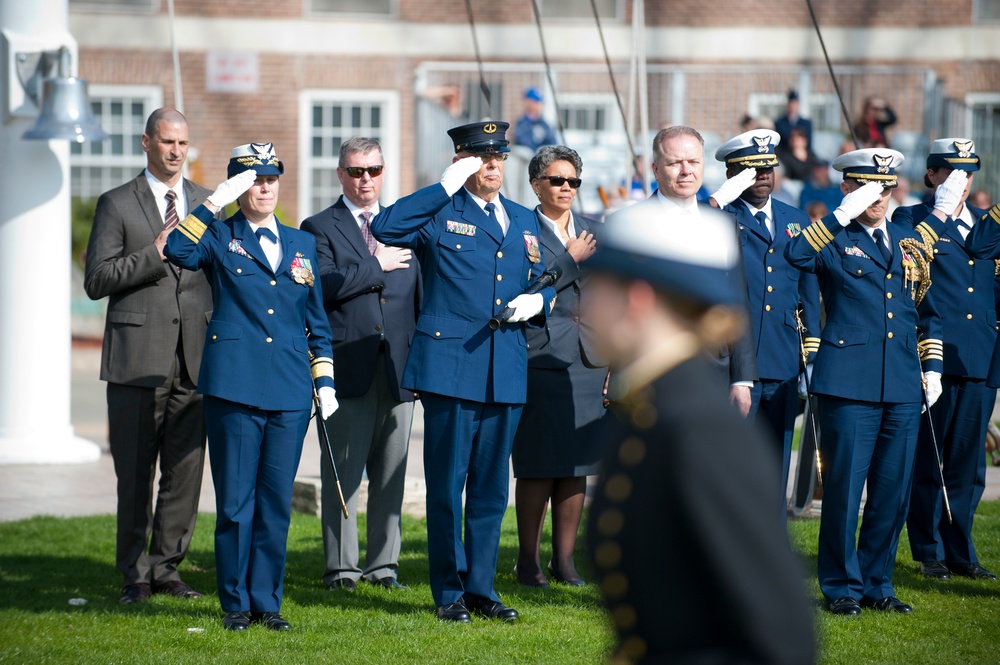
[[786, 149, 943, 615], [371, 121, 555, 623], [909, 139, 999, 580], [710, 129, 820, 509]]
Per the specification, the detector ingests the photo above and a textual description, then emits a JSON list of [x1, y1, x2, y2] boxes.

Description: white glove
[[798, 364, 813, 399], [505, 293, 544, 323], [709, 168, 758, 208], [934, 169, 969, 217], [832, 181, 884, 226], [207, 169, 258, 208], [922, 371, 942, 411], [440, 156, 484, 197], [318, 386, 339, 419]]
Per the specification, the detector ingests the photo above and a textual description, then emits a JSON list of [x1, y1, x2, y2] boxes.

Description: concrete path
[[3, 344, 1000, 523]]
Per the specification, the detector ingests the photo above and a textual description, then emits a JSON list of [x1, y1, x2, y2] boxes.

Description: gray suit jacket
[[84, 172, 214, 388]]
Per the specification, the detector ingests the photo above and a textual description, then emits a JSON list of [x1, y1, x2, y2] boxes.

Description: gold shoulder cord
[[899, 232, 933, 306]]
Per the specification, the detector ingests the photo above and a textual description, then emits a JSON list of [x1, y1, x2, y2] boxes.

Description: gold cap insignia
[[873, 154, 893, 174], [954, 140, 974, 158], [753, 136, 771, 154], [484, 123, 497, 134]]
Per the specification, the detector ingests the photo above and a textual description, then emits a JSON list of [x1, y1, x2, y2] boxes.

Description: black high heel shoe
[[514, 564, 550, 588], [547, 563, 585, 587]]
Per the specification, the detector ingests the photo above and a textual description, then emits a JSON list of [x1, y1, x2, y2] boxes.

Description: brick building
[[70, 0, 1000, 220]]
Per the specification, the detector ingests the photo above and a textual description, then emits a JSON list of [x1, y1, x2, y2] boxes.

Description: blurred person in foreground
[[905, 139, 998, 581], [84, 107, 212, 604], [607, 126, 757, 416], [166, 143, 338, 631], [584, 204, 816, 665], [786, 149, 942, 615], [300, 137, 421, 592], [513, 145, 608, 588]]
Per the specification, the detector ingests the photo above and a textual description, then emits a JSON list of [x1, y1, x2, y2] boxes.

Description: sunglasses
[[342, 165, 384, 178], [541, 175, 582, 189]]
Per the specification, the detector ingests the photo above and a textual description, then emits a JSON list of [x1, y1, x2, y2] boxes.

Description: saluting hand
[[440, 156, 484, 196], [207, 169, 258, 210], [933, 170, 969, 219], [566, 230, 596, 263], [375, 245, 413, 272], [709, 168, 757, 208], [833, 181, 884, 226]]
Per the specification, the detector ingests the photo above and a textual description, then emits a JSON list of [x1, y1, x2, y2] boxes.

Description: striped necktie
[[164, 190, 180, 231], [360, 211, 377, 255]]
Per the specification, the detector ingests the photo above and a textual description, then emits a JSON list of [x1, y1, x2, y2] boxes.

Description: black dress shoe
[[222, 611, 251, 631], [861, 596, 913, 613], [251, 611, 290, 631], [326, 578, 357, 592], [119, 583, 152, 604], [436, 601, 472, 623], [919, 560, 952, 580], [153, 580, 203, 598], [547, 563, 585, 587], [368, 577, 409, 590], [947, 562, 998, 580], [828, 596, 861, 616], [463, 595, 519, 622]]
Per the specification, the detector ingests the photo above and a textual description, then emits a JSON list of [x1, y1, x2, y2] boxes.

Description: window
[[747, 92, 840, 130], [558, 93, 623, 137], [307, 0, 392, 16], [68, 0, 156, 11], [973, 0, 1000, 22], [70, 85, 162, 200], [299, 90, 400, 217], [539, 0, 619, 19], [463, 81, 503, 125]]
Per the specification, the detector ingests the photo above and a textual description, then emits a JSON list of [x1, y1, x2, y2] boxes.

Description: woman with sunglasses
[[512, 145, 609, 587]]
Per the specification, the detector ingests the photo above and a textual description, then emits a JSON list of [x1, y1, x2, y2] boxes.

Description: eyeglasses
[[468, 152, 509, 162], [342, 165, 385, 178], [541, 176, 582, 189]]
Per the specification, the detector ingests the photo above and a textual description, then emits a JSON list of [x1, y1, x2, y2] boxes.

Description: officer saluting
[[710, 129, 820, 510], [785, 149, 943, 615], [893, 139, 998, 581], [371, 122, 555, 623]]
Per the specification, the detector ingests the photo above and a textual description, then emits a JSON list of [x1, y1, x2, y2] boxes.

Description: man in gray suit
[[84, 108, 214, 604], [301, 137, 421, 591]]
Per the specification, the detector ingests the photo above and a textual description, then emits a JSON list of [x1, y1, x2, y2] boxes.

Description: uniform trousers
[[816, 396, 920, 601], [321, 351, 413, 586], [420, 392, 522, 606], [107, 349, 205, 587], [203, 396, 310, 612], [749, 377, 799, 512], [908, 377, 995, 565]]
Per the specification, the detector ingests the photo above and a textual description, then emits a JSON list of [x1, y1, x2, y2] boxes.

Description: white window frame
[[298, 89, 401, 218], [748, 92, 840, 130], [70, 84, 162, 200], [556, 92, 624, 137], [973, 0, 1000, 22], [304, 0, 396, 19]]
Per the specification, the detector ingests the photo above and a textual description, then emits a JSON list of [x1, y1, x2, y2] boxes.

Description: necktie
[[164, 190, 179, 231], [360, 211, 377, 255], [256, 227, 277, 244], [485, 202, 500, 234], [872, 228, 893, 265], [754, 210, 771, 242]]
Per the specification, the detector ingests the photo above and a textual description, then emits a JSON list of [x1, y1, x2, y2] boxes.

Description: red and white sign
[[206, 51, 259, 93]]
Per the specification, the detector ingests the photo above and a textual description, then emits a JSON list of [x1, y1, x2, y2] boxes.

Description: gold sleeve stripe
[[990, 206, 1000, 225], [310, 357, 334, 380], [803, 337, 820, 353], [802, 223, 833, 253], [918, 339, 944, 361], [916, 222, 940, 244], [178, 214, 207, 242], [176, 224, 199, 244]]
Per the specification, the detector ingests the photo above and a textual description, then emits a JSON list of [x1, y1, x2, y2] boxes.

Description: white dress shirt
[[252, 216, 283, 272], [537, 208, 577, 247]]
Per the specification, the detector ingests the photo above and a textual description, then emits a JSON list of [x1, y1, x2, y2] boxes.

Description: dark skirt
[[512, 361, 610, 478]]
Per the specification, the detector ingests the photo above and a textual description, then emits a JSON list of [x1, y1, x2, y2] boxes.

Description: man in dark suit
[[774, 89, 813, 149], [902, 139, 998, 581], [372, 121, 555, 623], [300, 137, 421, 592], [607, 126, 758, 416], [710, 129, 821, 510], [583, 203, 816, 665], [84, 108, 213, 604]]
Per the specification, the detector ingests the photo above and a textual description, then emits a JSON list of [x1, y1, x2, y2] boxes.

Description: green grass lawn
[[2, 504, 1000, 664]]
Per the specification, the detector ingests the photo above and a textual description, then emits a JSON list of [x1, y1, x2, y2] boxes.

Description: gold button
[[767, 266, 773, 273], [265, 337, 272, 343], [267, 309, 274, 314], [968, 314, 974, 319], [887, 332, 894, 339], [380, 298, 386, 304], [765, 305, 771, 311], [969, 287, 975, 292], [375, 325, 382, 331], [886, 274, 892, 279], [212, 335, 217, 340], [456, 244, 462, 249], [857, 269, 863, 274], [887, 312, 893, 319], [497, 274, 502, 281], [838, 339, 844, 345], [435, 331, 441, 337], [270, 280, 277, 286], [970, 260, 976, 266], [886, 293, 893, 299], [934, 248, 939, 254], [768, 248, 774, 253], [497, 251, 503, 258], [767, 286, 773, 292], [496, 299, 502, 305], [236, 268, 242, 274]]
